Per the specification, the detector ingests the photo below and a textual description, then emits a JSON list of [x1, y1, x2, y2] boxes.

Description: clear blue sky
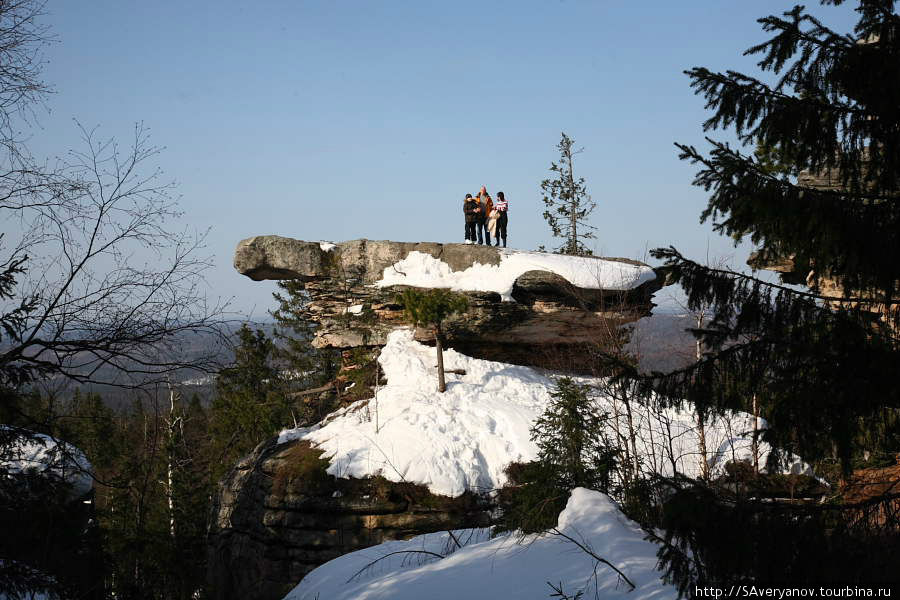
[[29, 1, 858, 316]]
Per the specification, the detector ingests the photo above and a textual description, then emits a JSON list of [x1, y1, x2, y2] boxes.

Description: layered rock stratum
[[207, 438, 490, 600], [234, 236, 665, 369]]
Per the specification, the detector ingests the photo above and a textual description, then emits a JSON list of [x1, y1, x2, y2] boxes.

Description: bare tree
[[1, 122, 226, 389], [0, 1, 226, 392]]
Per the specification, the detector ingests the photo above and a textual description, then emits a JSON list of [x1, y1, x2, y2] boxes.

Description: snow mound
[[280, 329, 547, 496], [284, 487, 677, 600], [374, 250, 656, 300], [278, 330, 809, 498], [1, 428, 93, 498]]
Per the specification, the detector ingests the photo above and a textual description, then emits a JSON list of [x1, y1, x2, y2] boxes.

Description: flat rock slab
[[235, 237, 503, 284]]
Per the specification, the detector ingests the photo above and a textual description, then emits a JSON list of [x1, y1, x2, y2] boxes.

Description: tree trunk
[[435, 323, 446, 393], [697, 409, 710, 481], [695, 312, 710, 480], [752, 394, 760, 474], [166, 381, 179, 539], [566, 143, 577, 254]]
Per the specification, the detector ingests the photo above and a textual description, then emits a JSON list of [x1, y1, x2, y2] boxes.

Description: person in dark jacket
[[463, 193, 480, 243], [476, 186, 493, 245], [494, 191, 509, 247]]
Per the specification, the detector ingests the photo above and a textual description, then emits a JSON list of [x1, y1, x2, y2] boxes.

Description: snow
[[0, 428, 93, 498], [374, 250, 656, 301], [278, 330, 809, 498], [181, 374, 217, 386], [319, 241, 337, 252], [346, 304, 364, 315], [284, 488, 677, 600]]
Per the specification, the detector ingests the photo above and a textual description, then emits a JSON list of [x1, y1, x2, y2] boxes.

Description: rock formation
[[234, 236, 665, 370], [209, 237, 667, 600], [207, 438, 490, 600]]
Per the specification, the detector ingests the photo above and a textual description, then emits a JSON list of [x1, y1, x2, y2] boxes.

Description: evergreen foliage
[[619, 0, 900, 477], [498, 378, 617, 534], [540, 132, 597, 256], [270, 279, 339, 397], [607, 0, 900, 592], [532, 378, 617, 492], [645, 476, 900, 594], [269, 279, 340, 423], [211, 324, 292, 480], [397, 288, 468, 393], [0, 386, 219, 600]]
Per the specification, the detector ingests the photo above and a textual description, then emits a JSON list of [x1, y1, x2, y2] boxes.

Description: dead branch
[[345, 550, 444, 583], [286, 382, 334, 398], [549, 528, 635, 592]]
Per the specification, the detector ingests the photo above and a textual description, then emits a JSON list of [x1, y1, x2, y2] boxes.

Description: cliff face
[[207, 438, 490, 600], [234, 237, 665, 370]]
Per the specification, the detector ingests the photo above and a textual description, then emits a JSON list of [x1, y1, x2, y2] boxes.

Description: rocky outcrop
[[212, 237, 666, 600], [207, 437, 491, 600], [234, 237, 665, 370]]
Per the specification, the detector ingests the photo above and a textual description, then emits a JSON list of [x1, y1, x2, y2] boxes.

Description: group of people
[[463, 186, 508, 247]]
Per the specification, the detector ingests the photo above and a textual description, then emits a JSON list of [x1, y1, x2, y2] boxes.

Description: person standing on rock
[[487, 205, 500, 245], [494, 191, 509, 247], [476, 186, 493, 245], [463, 193, 480, 244]]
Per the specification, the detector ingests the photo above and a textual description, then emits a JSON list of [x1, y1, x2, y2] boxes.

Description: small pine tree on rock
[[397, 288, 468, 393]]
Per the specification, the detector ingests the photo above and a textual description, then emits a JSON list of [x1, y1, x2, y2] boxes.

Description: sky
[[27, 1, 860, 317]]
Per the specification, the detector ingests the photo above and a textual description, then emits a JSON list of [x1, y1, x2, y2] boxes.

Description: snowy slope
[[374, 250, 656, 300], [284, 488, 677, 600], [278, 330, 808, 498]]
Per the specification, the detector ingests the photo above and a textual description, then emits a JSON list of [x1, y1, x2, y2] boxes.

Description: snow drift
[[284, 487, 677, 600], [279, 329, 808, 498], [374, 250, 657, 300]]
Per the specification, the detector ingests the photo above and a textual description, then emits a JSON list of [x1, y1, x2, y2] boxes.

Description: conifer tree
[[211, 325, 291, 479], [397, 289, 468, 393], [540, 132, 597, 256], [498, 377, 617, 533], [532, 378, 617, 492], [620, 0, 900, 479], [270, 279, 339, 394]]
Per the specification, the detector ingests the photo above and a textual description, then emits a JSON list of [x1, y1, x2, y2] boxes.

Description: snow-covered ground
[[279, 329, 808, 498], [285, 488, 677, 600], [374, 250, 657, 301], [275, 329, 814, 600], [0, 428, 93, 498]]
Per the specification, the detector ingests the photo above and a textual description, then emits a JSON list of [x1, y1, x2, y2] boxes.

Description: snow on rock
[[374, 250, 656, 301], [1, 428, 93, 498], [279, 329, 546, 496], [284, 487, 677, 600], [278, 330, 809, 498], [319, 241, 337, 252]]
